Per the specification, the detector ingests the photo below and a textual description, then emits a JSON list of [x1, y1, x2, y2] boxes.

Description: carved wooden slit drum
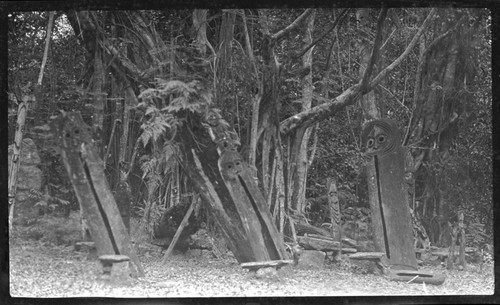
[[362, 119, 418, 270], [52, 112, 144, 277]]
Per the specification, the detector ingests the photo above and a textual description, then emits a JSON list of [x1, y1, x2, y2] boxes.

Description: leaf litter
[[9, 239, 494, 297]]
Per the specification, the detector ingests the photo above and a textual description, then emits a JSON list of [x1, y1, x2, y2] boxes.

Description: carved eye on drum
[[361, 119, 401, 157]]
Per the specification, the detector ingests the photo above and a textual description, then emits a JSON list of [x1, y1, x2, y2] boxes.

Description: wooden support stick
[[103, 118, 121, 166], [288, 213, 298, 244], [447, 223, 457, 270], [458, 211, 466, 269], [161, 198, 198, 264]]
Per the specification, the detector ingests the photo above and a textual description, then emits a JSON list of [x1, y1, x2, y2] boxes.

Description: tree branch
[[280, 9, 437, 136], [37, 11, 55, 86], [241, 10, 259, 78], [368, 8, 437, 89], [272, 9, 313, 41], [423, 12, 465, 59], [126, 11, 157, 51], [101, 41, 143, 78], [294, 8, 350, 60], [380, 28, 397, 52], [280, 84, 361, 135], [379, 84, 411, 114]]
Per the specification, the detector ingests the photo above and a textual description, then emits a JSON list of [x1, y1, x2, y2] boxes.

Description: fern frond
[[141, 157, 158, 179]]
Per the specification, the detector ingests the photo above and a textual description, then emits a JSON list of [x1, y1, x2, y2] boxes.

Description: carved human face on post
[[219, 150, 245, 181], [361, 119, 401, 157]]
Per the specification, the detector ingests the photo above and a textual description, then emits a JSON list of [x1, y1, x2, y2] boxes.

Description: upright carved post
[[361, 119, 417, 270]]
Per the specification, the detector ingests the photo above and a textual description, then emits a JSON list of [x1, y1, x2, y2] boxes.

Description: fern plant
[[137, 78, 212, 145], [135, 78, 211, 237], [139, 78, 212, 114], [29, 188, 70, 215]]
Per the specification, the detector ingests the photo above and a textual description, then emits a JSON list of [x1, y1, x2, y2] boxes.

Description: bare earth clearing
[[9, 237, 494, 298]]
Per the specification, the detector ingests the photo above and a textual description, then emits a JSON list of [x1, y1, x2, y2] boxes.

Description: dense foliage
[[7, 8, 492, 247]]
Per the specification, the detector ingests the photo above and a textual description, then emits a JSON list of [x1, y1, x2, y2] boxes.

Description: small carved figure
[[202, 108, 240, 153], [203, 108, 222, 127]]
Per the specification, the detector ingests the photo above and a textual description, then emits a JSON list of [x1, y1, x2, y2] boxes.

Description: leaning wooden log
[[305, 233, 358, 248], [50, 111, 144, 277], [429, 247, 475, 259], [348, 252, 385, 260], [386, 269, 446, 286], [294, 220, 333, 238], [297, 236, 357, 253], [240, 260, 294, 271]]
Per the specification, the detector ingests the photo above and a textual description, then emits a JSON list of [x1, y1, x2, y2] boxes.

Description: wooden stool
[[241, 260, 294, 280], [74, 241, 97, 260], [98, 254, 131, 283], [348, 252, 445, 285]]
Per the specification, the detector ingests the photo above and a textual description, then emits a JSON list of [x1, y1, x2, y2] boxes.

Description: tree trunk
[[251, 10, 314, 238], [93, 47, 106, 153], [356, 9, 382, 122], [405, 12, 475, 231], [215, 10, 236, 99], [8, 101, 27, 232], [10, 12, 54, 229], [288, 11, 315, 214], [193, 10, 209, 56]]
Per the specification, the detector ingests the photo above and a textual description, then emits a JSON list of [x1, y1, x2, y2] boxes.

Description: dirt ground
[[6, 213, 495, 299], [9, 236, 495, 298]]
